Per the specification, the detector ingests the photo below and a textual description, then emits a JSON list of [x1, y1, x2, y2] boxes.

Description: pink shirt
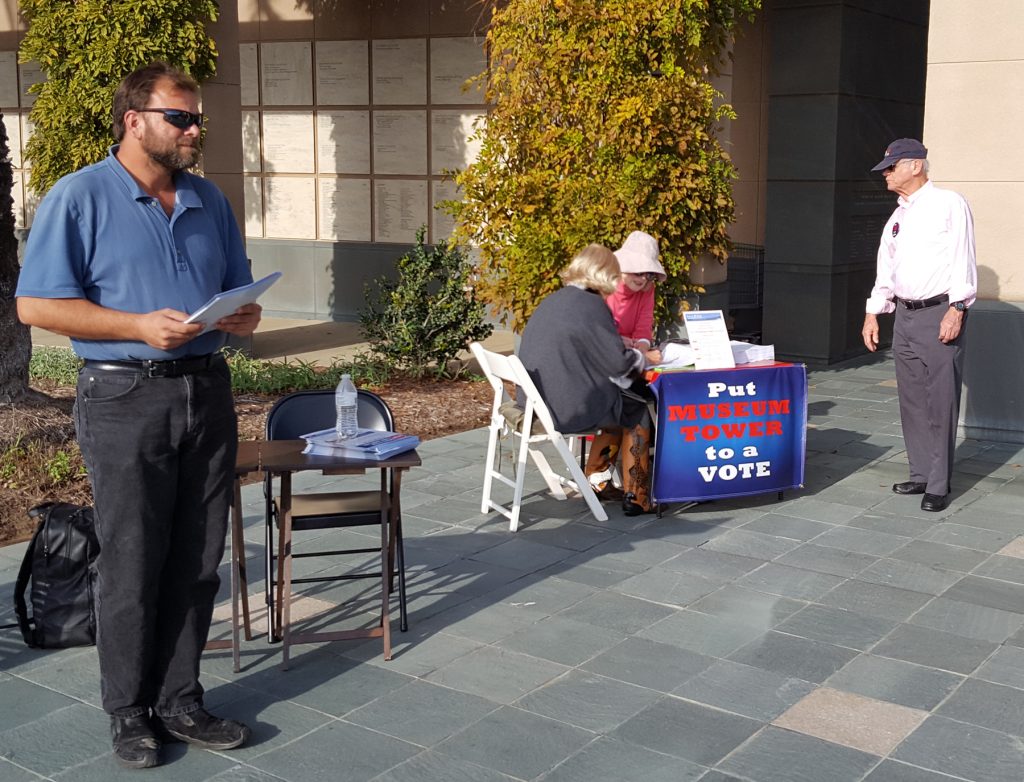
[[606, 280, 655, 344], [866, 180, 977, 314]]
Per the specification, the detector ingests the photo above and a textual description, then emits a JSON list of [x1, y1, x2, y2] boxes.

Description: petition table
[[648, 362, 808, 506]]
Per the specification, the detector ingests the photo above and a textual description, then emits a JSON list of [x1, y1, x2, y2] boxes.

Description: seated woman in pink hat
[[607, 231, 666, 366]]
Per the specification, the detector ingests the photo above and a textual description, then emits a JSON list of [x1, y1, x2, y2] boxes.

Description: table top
[[236, 439, 422, 475]]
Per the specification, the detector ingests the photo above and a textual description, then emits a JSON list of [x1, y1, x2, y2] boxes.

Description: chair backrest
[[469, 342, 561, 436], [266, 389, 395, 441]]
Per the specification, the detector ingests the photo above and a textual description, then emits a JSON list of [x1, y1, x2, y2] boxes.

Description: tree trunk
[[0, 112, 32, 404]]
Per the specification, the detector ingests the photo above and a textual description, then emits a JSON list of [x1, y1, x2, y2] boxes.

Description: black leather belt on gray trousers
[[83, 353, 220, 378], [892, 294, 949, 310]]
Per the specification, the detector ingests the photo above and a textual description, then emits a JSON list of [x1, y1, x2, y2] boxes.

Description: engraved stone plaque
[[240, 43, 260, 106], [260, 42, 313, 106], [431, 179, 461, 243], [373, 110, 427, 175], [430, 37, 486, 105], [241, 111, 261, 173], [430, 110, 484, 174], [262, 111, 315, 173], [243, 176, 264, 237], [317, 110, 370, 175], [319, 178, 372, 241], [264, 177, 317, 239], [0, 52, 18, 107], [372, 39, 426, 105], [374, 180, 427, 244], [19, 61, 45, 108], [316, 40, 369, 105]]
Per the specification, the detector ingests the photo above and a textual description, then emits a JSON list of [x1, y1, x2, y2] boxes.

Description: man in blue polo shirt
[[16, 62, 260, 769]]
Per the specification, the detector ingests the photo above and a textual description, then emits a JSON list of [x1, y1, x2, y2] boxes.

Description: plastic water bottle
[[335, 374, 359, 439]]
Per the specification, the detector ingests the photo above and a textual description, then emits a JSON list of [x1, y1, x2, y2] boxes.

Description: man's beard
[[146, 141, 201, 172]]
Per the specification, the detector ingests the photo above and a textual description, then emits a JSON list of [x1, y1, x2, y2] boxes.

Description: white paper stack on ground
[[730, 341, 775, 364]]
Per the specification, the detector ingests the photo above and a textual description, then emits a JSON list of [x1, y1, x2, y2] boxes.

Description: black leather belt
[[83, 354, 219, 378], [893, 294, 949, 310]]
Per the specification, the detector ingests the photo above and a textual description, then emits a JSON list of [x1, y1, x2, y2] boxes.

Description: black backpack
[[13, 502, 99, 648]]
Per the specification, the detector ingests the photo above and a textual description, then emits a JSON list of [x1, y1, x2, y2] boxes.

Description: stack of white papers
[[300, 427, 420, 459], [730, 341, 775, 364], [653, 342, 696, 369]]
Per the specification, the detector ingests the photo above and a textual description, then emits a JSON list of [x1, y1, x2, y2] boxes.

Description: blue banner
[[650, 364, 807, 503]]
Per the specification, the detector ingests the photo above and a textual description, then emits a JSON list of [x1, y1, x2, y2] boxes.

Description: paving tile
[[541, 558, 646, 589], [337, 630, 482, 677], [972, 553, 1024, 585], [855, 558, 963, 596], [941, 574, 1024, 615], [580, 636, 715, 691], [935, 677, 1024, 736], [775, 543, 878, 577], [728, 631, 858, 684], [637, 609, 766, 658], [673, 659, 815, 721], [576, 535, 692, 569], [862, 759, 970, 782], [893, 715, 1024, 782], [371, 750, 519, 782], [514, 519, 622, 553], [424, 645, 567, 704], [0, 677, 80, 733], [908, 596, 1024, 643], [919, 523, 1015, 553], [659, 548, 764, 583], [201, 690, 335, 762], [414, 597, 546, 644], [774, 686, 926, 756], [972, 645, 1024, 689], [826, 654, 963, 711], [736, 563, 845, 602], [539, 735, 705, 782], [739, 513, 834, 541], [612, 696, 760, 766], [716, 725, 879, 782], [818, 580, 932, 623], [813, 526, 912, 557], [556, 590, 677, 635], [775, 604, 897, 651], [610, 567, 720, 607], [497, 615, 627, 666], [700, 529, 802, 560], [0, 702, 109, 777], [0, 760, 40, 782], [516, 670, 662, 732], [889, 540, 990, 572], [996, 537, 1024, 559], [871, 623, 997, 675], [950, 508, 1024, 535], [783, 498, 865, 525], [467, 537, 577, 573], [847, 512, 934, 539], [345, 680, 498, 747], [435, 706, 592, 780], [500, 575, 599, 615], [629, 519, 731, 548], [689, 585, 804, 630], [251, 720, 419, 782]]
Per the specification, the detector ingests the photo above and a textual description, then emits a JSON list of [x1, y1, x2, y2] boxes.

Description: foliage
[[223, 350, 395, 395], [360, 228, 494, 378], [18, 0, 219, 195], [0, 112, 32, 403], [29, 346, 82, 386], [449, 0, 760, 330]]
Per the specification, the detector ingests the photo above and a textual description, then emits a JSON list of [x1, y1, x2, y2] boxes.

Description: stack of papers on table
[[652, 341, 696, 369], [300, 427, 420, 458], [731, 341, 775, 364]]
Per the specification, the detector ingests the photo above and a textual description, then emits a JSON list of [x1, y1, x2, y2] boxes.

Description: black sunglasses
[[136, 108, 204, 130]]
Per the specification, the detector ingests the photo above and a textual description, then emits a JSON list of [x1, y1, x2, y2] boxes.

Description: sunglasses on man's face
[[136, 108, 204, 130]]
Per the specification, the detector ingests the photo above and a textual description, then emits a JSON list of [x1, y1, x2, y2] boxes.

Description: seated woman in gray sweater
[[517, 244, 654, 515]]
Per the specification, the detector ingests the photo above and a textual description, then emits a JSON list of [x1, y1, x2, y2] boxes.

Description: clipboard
[[185, 272, 282, 335]]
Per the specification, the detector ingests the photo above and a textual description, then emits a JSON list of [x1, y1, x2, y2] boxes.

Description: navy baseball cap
[[871, 138, 928, 171]]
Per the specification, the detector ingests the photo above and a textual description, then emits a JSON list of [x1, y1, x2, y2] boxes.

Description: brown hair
[[112, 62, 199, 141], [559, 244, 620, 296]]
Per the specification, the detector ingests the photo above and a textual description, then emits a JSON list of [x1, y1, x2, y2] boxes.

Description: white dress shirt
[[865, 180, 977, 315]]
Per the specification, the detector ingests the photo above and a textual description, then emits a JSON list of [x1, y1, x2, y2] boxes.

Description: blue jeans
[[74, 357, 236, 717]]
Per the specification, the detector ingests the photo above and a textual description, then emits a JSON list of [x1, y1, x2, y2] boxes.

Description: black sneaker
[[156, 709, 250, 751], [111, 714, 160, 769]]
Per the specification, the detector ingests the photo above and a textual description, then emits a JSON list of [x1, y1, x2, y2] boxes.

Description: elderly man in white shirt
[[862, 138, 977, 512]]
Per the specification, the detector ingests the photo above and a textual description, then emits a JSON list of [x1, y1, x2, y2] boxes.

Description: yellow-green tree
[[19, 0, 219, 195], [450, 0, 760, 330]]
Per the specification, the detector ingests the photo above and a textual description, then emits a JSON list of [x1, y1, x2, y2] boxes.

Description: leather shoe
[[111, 714, 160, 769], [892, 481, 927, 495], [622, 493, 654, 517], [156, 709, 250, 751], [921, 493, 948, 512]]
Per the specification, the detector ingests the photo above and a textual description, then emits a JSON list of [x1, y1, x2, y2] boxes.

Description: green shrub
[[448, 0, 760, 330], [360, 228, 493, 378], [29, 346, 82, 386]]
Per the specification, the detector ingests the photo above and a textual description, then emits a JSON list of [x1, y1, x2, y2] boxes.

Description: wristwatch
[[950, 301, 966, 312]]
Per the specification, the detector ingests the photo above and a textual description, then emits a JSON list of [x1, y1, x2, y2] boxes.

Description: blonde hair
[[560, 244, 620, 296]]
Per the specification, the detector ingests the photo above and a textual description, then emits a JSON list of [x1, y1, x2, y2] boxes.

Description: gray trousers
[[74, 357, 236, 717], [893, 304, 967, 496]]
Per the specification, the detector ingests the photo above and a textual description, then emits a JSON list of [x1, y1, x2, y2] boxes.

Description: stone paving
[[2, 353, 1024, 781]]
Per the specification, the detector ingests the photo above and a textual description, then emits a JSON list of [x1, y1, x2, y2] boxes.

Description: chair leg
[[529, 447, 570, 500], [510, 430, 533, 532], [279, 472, 294, 670], [552, 437, 609, 522], [480, 421, 501, 514]]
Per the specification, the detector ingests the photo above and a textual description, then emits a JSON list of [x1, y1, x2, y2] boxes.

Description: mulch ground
[[0, 376, 492, 546]]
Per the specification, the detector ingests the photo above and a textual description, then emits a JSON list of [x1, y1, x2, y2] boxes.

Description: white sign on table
[[683, 310, 736, 370]]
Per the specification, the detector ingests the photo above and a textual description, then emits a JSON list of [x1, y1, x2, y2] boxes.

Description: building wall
[[924, 0, 1024, 442]]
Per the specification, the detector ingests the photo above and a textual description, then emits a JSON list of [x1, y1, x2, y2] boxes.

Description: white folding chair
[[470, 342, 609, 531]]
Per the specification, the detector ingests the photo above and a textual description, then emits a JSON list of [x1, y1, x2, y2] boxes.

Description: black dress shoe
[[111, 714, 160, 769], [892, 481, 928, 495], [156, 709, 250, 750], [921, 493, 948, 512], [622, 493, 654, 517]]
